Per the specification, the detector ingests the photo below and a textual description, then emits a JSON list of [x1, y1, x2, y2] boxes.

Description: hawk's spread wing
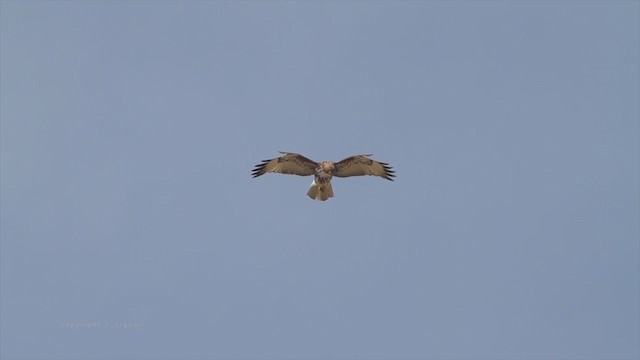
[[333, 154, 395, 181], [252, 152, 318, 178]]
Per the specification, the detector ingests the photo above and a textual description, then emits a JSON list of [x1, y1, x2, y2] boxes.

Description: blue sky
[[1, 1, 638, 359]]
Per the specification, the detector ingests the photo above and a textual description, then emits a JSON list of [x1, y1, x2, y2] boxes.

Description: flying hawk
[[252, 152, 395, 201]]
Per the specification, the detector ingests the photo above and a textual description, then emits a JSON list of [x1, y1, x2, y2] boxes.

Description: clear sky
[[1, 1, 638, 359]]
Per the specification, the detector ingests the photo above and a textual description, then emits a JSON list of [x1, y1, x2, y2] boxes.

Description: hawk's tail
[[307, 180, 334, 201]]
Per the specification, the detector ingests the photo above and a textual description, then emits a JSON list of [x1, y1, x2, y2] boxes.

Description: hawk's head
[[317, 161, 335, 175]]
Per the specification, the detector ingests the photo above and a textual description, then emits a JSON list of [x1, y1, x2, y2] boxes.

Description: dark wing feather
[[252, 151, 317, 178], [333, 154, 395, 181]]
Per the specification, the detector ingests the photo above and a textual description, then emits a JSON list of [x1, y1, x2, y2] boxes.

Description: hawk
[[252, 152, 395, 201]]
